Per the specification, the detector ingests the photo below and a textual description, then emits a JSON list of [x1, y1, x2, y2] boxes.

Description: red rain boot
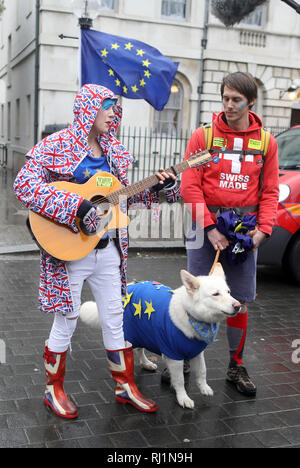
[[106, 344, 158, 413], [43, 344, 78, 419]]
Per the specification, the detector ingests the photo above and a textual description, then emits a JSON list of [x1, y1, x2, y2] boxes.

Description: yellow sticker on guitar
[[248, 139, 262, 150], [96, 176, 113, 188]]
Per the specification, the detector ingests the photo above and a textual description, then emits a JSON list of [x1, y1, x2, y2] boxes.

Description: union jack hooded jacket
[[14, 84, 180, 315]]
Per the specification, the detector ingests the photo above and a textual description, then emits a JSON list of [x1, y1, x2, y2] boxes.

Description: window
[[240, 4, 267, 28], [162, 0, 187, 20], [26, 95, 31, 137], [7, 102, 11, 141], [154, 80, 183, 135], [15, 98, 20, 139], [1, 104, 4, 138], [7, 35, 12, 88], [101, 0, 116, 11]]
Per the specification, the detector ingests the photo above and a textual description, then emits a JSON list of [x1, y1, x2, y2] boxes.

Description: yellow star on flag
[[125, 42, 133, 51], [108, 68, 115, 76], [131, 85, 139, 93], [123, 86, 128, 94], [115, 78, 121, 87], [111, 43, 120, 50], [142, 59, 151, 68], [136, 49, 145, 56], [144, 70, 151, 79], [133, 300, 142, 319], [139, 79, 146, 87], [101, 48, 109, 57], [144, 301, 155, 320], [122, 292, 133, 308]]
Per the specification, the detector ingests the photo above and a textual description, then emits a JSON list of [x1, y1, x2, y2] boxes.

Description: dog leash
[[209, 249, 220, 276]]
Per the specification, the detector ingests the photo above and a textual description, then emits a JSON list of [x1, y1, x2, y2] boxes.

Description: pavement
[[1, 168, 300, 450]]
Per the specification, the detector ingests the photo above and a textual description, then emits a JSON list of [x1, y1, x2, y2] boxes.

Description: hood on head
[[72, 84, 122, 139]]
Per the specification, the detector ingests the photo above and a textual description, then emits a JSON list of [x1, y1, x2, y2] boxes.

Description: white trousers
[[48, 241, 125, 352]]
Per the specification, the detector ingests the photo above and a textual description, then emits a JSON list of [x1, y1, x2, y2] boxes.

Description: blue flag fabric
[[217, 210, 257, 265], [80, 29, 179, 111]]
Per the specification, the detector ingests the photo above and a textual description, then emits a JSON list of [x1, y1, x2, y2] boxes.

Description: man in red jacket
[[180, 72, 279, 396]]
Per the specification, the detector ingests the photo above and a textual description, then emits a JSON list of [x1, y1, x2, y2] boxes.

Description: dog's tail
[[80, 301, 101, 329]]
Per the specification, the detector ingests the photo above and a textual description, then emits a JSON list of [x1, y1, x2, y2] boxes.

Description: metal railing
[[0, 143, 7, 168], [119, 127, 193, 183], [120, 126, 287, 183], [0, 125, 288, 176]]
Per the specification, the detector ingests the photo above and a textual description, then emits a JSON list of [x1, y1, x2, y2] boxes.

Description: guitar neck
[[107, 150, 211, 206]]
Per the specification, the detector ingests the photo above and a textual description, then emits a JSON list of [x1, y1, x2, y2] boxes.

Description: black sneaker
[[161, 360, 191, 385], [226, 364, 257, 396]]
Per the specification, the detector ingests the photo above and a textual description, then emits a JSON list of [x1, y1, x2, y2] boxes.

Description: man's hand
[[251, 230, 266, 249], [207, 228, 229, 251]]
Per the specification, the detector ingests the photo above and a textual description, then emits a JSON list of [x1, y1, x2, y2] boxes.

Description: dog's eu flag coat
[[123, 281, 209, 360]]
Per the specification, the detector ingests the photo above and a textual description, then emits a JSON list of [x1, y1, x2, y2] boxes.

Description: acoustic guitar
[[29, 150, 216, 261]]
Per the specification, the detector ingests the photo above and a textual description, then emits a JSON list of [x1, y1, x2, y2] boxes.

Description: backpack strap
[[260, 128, 271, 159], [259, 128, 271, 195], [203, 124, 270, 158], [203, 123, 214, 150]]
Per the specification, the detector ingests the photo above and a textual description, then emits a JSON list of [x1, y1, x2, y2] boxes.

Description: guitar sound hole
[[90, 195, 111, 216]]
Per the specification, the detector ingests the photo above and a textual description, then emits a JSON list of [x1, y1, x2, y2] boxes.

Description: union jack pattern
[[14, 84, 180, 315], [82, 207, 101, 234]]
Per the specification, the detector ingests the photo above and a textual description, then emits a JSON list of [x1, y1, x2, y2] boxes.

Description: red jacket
[[181, 111, 279, 236]]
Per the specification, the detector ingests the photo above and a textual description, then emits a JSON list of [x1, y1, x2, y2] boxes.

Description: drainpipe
[[196, 0, 209, 128], [34, 0, 40, 144]]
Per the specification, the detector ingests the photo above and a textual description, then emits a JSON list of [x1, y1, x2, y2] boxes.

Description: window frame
[[239, 3, 267, 30], [100, 0, 117, 12], [161, 0, 189, 21], [153, 79, 183, 136]]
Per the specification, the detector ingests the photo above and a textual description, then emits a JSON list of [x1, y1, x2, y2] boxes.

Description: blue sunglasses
[[101, 98, 118, 111]]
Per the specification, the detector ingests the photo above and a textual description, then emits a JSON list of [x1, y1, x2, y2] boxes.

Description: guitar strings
[[89, 152, 211, 209]]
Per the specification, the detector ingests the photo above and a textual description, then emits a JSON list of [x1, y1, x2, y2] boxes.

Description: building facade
[[0, 0, 300, 172]]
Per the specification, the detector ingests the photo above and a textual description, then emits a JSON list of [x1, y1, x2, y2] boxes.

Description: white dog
[[80, 263, 241, 409]]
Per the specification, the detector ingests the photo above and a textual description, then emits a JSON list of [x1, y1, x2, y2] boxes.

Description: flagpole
[[197, 0, 209, 128], [78, 28, 82, 87]]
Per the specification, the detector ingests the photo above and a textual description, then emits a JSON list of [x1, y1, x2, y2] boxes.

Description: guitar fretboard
[[107, 160, 192, 206], [94, 150, 211, 207]]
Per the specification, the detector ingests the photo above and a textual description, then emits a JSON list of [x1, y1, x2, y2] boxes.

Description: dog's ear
[[211, 262, 225, 278], [180, 270, 200, 295]]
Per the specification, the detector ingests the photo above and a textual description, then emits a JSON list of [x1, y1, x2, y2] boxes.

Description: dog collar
[[187, 314, 219, 344]]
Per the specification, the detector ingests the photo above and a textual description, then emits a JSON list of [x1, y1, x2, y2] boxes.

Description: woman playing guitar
[[14, 84, 179, 419]]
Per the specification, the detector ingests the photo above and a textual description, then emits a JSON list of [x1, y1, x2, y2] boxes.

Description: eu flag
[[80, 29, 179, 111]]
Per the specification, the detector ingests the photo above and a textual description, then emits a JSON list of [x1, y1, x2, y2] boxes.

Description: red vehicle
[[258, 126, 300, 283]]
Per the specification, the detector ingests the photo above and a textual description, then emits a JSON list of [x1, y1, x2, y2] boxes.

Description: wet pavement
[[1, 168, 300, 449]]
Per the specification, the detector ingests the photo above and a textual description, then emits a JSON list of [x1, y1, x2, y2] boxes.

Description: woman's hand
[[155, 168, 177, 186], [151, 168, 177, 192]]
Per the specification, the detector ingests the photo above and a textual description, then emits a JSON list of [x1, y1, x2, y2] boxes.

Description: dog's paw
[[199, 383, 214, 397], [141, 361, 158, 371], [177, 393, 195, 409]]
